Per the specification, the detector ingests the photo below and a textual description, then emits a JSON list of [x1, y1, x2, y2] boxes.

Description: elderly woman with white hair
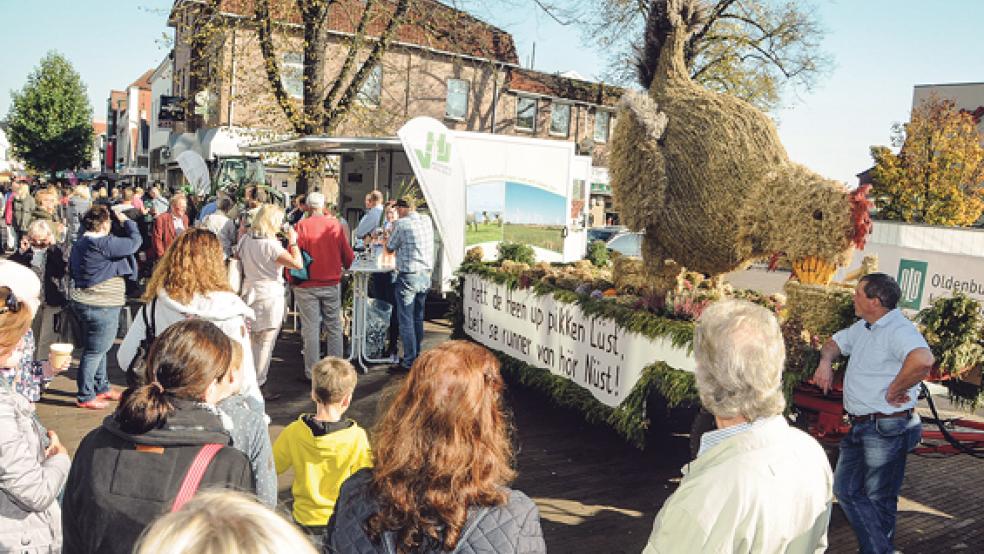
[[10, 220, 68, 360], [642, 300, 833, 554]]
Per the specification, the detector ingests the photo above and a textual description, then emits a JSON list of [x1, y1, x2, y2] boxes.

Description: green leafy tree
[[870, 95, 984, 227], [6, 52, 93, 178]]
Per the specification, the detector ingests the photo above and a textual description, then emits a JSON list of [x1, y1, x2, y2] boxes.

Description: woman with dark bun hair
[[324, 340, 545, 554], [62, 319, 255, 554]]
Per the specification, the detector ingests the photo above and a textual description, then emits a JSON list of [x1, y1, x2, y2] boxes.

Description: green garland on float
[[450, 262, 700, 449]]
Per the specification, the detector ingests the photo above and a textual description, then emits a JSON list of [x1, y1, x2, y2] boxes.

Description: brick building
[[105, 71, 154, 184], [164, 0, 621, 197]]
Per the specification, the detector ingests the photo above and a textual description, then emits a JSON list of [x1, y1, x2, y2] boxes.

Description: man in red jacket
[[150, 192, 189, 260], [294, 191, 354, 380]]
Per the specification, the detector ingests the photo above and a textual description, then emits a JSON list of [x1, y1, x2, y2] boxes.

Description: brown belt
[[848, 409, 913, 424]]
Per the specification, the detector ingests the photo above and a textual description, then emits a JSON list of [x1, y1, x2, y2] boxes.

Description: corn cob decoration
[[792, 256, 837, 285]]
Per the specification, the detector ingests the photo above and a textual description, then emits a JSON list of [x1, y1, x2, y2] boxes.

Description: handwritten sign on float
[[462, 274, 696, 408]]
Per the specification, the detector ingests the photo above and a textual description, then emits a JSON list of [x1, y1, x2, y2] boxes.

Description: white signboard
[[838, 221, 984, 313], [462, 274, 696, 408]]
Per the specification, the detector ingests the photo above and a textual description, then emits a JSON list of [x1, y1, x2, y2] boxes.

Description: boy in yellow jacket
[[273, 357, 372, 545]]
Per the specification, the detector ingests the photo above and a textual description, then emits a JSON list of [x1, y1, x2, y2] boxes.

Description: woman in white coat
[[117, 228, 263, 408], [234, 204, 302, 400]]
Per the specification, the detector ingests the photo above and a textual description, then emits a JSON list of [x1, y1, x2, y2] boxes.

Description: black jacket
[[9, 244, 67, 307], [324, 469, 546, 554], [62, 399, 255, 554]]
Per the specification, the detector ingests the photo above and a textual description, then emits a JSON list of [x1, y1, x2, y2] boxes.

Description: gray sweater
[[0, 386, 70, 553]]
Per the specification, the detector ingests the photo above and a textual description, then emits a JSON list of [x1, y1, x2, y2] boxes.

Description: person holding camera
[[235, 204, 303, 398]]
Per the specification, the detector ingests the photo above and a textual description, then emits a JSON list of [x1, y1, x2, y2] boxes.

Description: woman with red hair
[[324, 340, 545, 554]]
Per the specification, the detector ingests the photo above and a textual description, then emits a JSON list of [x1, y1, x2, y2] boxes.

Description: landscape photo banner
[[462, 274, 696, 408]]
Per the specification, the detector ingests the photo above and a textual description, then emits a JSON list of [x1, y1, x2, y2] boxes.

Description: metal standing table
[[346, 260, 397, 372]]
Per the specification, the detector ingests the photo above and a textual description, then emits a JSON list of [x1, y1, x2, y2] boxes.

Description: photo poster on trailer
[[399, 116, 583, 279], [456, 133, 575, 263], [462, 274, 696, 408]]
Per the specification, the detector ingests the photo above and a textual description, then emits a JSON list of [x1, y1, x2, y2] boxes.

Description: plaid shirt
[[387, 212, 434, 273]]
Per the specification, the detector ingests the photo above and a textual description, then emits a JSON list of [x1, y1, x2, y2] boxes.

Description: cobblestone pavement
[[35, 310, 984, 553]]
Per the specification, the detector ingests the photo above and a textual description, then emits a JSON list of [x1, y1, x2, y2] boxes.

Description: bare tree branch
[[322, 0, 378, 117], [254, 0, 304, 133], [325, 0, 411, 128]]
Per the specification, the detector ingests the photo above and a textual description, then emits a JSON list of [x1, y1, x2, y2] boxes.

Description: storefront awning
[[241, 136, 404, 154]]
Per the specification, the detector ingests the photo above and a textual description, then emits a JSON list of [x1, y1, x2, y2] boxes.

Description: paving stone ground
[[35, 301, 984, 553]]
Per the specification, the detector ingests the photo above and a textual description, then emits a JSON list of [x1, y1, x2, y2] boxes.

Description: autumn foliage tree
[[870, 96, 984, 227]]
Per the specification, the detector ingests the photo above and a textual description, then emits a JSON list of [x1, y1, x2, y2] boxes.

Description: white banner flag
[[397, 117, 466, 287]]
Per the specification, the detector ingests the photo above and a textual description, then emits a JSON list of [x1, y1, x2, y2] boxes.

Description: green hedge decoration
[[451, 264, 700, 448]]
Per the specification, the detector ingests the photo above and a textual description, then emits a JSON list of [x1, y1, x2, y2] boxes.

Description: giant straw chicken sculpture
[[610, 0, 872, 288]]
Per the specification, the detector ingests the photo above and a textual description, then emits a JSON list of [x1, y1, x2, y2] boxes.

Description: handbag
[[289, 249, 314, 283], [126, 297, 158, 388], [56, 303, 83, 346], [227, 257, 244, 294]]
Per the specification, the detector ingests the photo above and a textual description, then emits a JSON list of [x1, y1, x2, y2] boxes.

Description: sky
[[504, 182, 566, 226], [2, 0, 983, 186]]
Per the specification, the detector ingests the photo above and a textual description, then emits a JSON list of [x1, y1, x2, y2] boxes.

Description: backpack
[[126, 297, 158, 388]]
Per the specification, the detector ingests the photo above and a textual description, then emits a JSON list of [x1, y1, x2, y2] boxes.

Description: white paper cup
[[49, 343, 73, 368]]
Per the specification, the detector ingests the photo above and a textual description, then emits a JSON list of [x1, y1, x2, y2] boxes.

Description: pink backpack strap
[[170, 443, 224, 512]]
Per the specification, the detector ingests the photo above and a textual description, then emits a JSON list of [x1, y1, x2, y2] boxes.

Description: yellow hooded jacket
[[273, 415, 373, 526]]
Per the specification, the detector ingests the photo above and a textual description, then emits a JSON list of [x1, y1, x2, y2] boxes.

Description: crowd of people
[[0, 177, 931, 554]]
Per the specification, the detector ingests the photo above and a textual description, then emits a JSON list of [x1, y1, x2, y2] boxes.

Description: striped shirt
[[387, 212, 434, 274], [697, 415, 784, 458], [70, 276, 126, 307]]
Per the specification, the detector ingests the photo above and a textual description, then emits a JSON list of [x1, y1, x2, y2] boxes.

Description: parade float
[[450, 0, 984, 452]]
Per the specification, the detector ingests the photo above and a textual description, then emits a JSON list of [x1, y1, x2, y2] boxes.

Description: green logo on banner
[[415, 132, 451, 169], [897, 258, 928, 310]]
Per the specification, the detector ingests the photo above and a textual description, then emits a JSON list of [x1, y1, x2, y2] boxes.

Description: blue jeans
[[834, 414, 922, 554], [73, 302, 121, 402], [395, 272, 429, 369]]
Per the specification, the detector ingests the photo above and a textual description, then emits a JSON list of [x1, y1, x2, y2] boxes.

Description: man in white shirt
[[643, 300, 833, 554], [813, 273, 934, 554], [353, 190, 384, 249]]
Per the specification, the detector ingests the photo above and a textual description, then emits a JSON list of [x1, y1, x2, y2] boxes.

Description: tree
[[182, 0, 411, 194], [6, 52, 93, 178], [530, 0, 830, 111], [869, 95, 984, 227]]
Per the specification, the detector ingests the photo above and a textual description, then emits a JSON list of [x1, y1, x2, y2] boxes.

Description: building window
[[516, 96, 537, 131], [357, 65, 382, 107], [445, 78, 469, 120], [281, 52, 303, 99], [594, 109, 611, 143], [550, 102, 571, 137]]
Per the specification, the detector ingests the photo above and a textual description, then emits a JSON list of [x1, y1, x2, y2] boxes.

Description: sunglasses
[[0, 287, 21, 315]]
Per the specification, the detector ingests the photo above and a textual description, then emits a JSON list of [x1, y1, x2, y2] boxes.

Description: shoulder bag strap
[[170, 443, 224, 512], [142, 296, 157, 339]]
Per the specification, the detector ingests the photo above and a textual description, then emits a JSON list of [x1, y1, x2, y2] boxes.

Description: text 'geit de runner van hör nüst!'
[[465, 278, 623, 397]]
